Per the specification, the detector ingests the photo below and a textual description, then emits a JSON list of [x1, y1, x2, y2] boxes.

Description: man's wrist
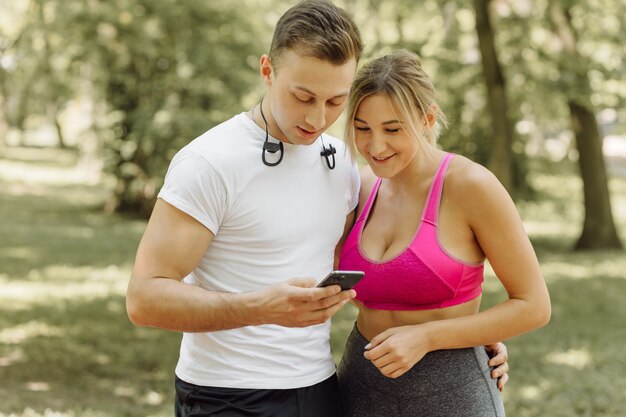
[[238, 290, 269, 327]]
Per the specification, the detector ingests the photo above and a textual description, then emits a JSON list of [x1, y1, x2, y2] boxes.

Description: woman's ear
[[424, 107, 437, 129], [260, 54, 273, 87]]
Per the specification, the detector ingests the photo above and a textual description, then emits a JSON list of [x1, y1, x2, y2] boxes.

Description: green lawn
[[1, 147, 625, 417]]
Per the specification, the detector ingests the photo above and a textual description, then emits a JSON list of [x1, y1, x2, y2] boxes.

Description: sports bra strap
[[357, 177, 383, 222], [422, 153, 454, 225]]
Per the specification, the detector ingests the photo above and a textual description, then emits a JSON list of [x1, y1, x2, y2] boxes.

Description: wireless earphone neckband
[[257, 98, 336, 170], [259, 98, 284, 167], [319, 136, 336, 169]]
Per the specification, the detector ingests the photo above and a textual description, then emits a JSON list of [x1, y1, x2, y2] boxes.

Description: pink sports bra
[[338, 153, 484, 310]]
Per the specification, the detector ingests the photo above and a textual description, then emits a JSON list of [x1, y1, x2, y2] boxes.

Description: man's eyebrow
[[294, 85, 349, 99]]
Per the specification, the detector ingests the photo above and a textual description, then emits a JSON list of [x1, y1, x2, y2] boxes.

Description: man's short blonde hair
[[269, 0, 363, 71]]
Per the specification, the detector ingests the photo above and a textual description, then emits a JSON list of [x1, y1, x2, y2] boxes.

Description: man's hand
[[485, 342, 509, 391], [258, 278, 356, 327]]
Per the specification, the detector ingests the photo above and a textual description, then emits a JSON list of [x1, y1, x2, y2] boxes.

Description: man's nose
[[305, 104, 326, 130]]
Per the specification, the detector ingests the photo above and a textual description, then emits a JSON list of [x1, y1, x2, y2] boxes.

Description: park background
[[1, 0, 625, 416]]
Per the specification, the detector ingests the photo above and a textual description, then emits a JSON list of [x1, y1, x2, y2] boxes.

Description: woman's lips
[[371, 154, 395, 163]]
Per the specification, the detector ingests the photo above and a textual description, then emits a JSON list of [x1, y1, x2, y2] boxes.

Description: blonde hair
[[344, 50, 447, 157], [269, 0, 363, 71]]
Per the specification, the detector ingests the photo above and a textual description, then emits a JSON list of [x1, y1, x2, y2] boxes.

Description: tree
[[473, 0, 514, 192], [49, 0, 270, 216], [548, 1, 622, 250]]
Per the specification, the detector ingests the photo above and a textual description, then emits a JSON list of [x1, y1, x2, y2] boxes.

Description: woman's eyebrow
[[354, 118, 402, 125]]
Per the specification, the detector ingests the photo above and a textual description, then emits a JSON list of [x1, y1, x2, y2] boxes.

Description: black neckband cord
[[259, 99, 284, 167], [257, 98, 335, 170], [320, 137, 336, 170]]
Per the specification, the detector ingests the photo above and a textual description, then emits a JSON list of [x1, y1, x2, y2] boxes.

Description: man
[[126, 1, 509, 416]]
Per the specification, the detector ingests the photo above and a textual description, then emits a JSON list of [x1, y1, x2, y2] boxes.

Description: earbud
[[320, 142, 336, 170], [263, 141, 282, 154]]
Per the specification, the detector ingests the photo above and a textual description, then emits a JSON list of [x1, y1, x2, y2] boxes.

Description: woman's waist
[[355, 296, 481, 341]]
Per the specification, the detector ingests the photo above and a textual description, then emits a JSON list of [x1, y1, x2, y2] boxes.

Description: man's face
[[262, 50, 356, 146]]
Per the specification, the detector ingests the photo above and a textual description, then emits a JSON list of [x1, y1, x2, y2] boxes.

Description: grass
[[1, 146, 625, 416]]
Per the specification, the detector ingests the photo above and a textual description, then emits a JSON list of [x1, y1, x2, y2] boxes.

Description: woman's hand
[[363, 325, 430, 379]]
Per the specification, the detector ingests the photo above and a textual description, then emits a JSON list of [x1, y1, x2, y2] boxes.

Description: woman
[[337, 50, 551, 417]]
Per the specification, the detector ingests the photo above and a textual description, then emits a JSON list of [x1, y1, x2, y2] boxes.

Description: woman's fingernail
[[364, 343, 371, 350]]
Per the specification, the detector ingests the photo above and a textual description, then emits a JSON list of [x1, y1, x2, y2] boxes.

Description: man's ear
[[260, 54, 273, 86]]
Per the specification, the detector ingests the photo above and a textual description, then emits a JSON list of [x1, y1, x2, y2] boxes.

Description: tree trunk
[[53, 112, 67, 149], [47, 104, 67, 149], [0, 74, 7, 148], [549, 3, 622, 250], [473, 0, 514, 192], [569, 101, 622, 249]]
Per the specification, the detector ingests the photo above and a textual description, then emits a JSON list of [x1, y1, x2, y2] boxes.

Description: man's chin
[[288, 131, 321, 146]]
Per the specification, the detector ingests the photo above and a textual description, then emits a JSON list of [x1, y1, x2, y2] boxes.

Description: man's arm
[[334, 210, 356, 269], [126, 199, 355, 332]]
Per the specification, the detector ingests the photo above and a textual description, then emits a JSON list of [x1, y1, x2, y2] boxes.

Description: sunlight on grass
[[540, 258, 626, 281], [3, 246, 38, 260], [25, 382, 50, 392], [0, 322, 64, 345], [0, 152, 101, 187], [545, 348, 592, 369], [0, 348, 25, 367], [524, 220, 579, 239], [518, 380, 552, 401], [0, 265, 131, 310]]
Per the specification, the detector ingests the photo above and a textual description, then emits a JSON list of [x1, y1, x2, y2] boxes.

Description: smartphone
[[317, 270, 365, 291]]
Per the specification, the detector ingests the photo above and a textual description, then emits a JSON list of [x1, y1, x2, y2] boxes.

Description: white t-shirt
[[158, 113, 360, 389]]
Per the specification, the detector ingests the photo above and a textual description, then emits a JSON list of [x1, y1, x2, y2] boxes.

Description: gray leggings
[[337, 324, 505, 417]]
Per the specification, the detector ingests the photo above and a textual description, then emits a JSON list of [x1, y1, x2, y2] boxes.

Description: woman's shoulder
[[447, 154, 498, 185], [445, 154, 506, 207]]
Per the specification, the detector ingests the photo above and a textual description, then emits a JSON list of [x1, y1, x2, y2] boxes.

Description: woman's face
[[353, 94, 422, 179]]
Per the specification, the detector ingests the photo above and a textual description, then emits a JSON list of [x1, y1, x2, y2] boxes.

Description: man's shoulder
[[184, 113, 253, 160], [166, 114, 255, 177], [190, 113, 246, 144]]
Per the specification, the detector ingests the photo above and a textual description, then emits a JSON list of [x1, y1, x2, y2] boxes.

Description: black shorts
[[174, 374, 343, 417]]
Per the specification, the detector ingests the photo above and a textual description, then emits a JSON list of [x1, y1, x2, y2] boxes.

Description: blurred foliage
[[1, 0, 625, 214], [346, 0, 625, 167], [1, 0, 280, 215]]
